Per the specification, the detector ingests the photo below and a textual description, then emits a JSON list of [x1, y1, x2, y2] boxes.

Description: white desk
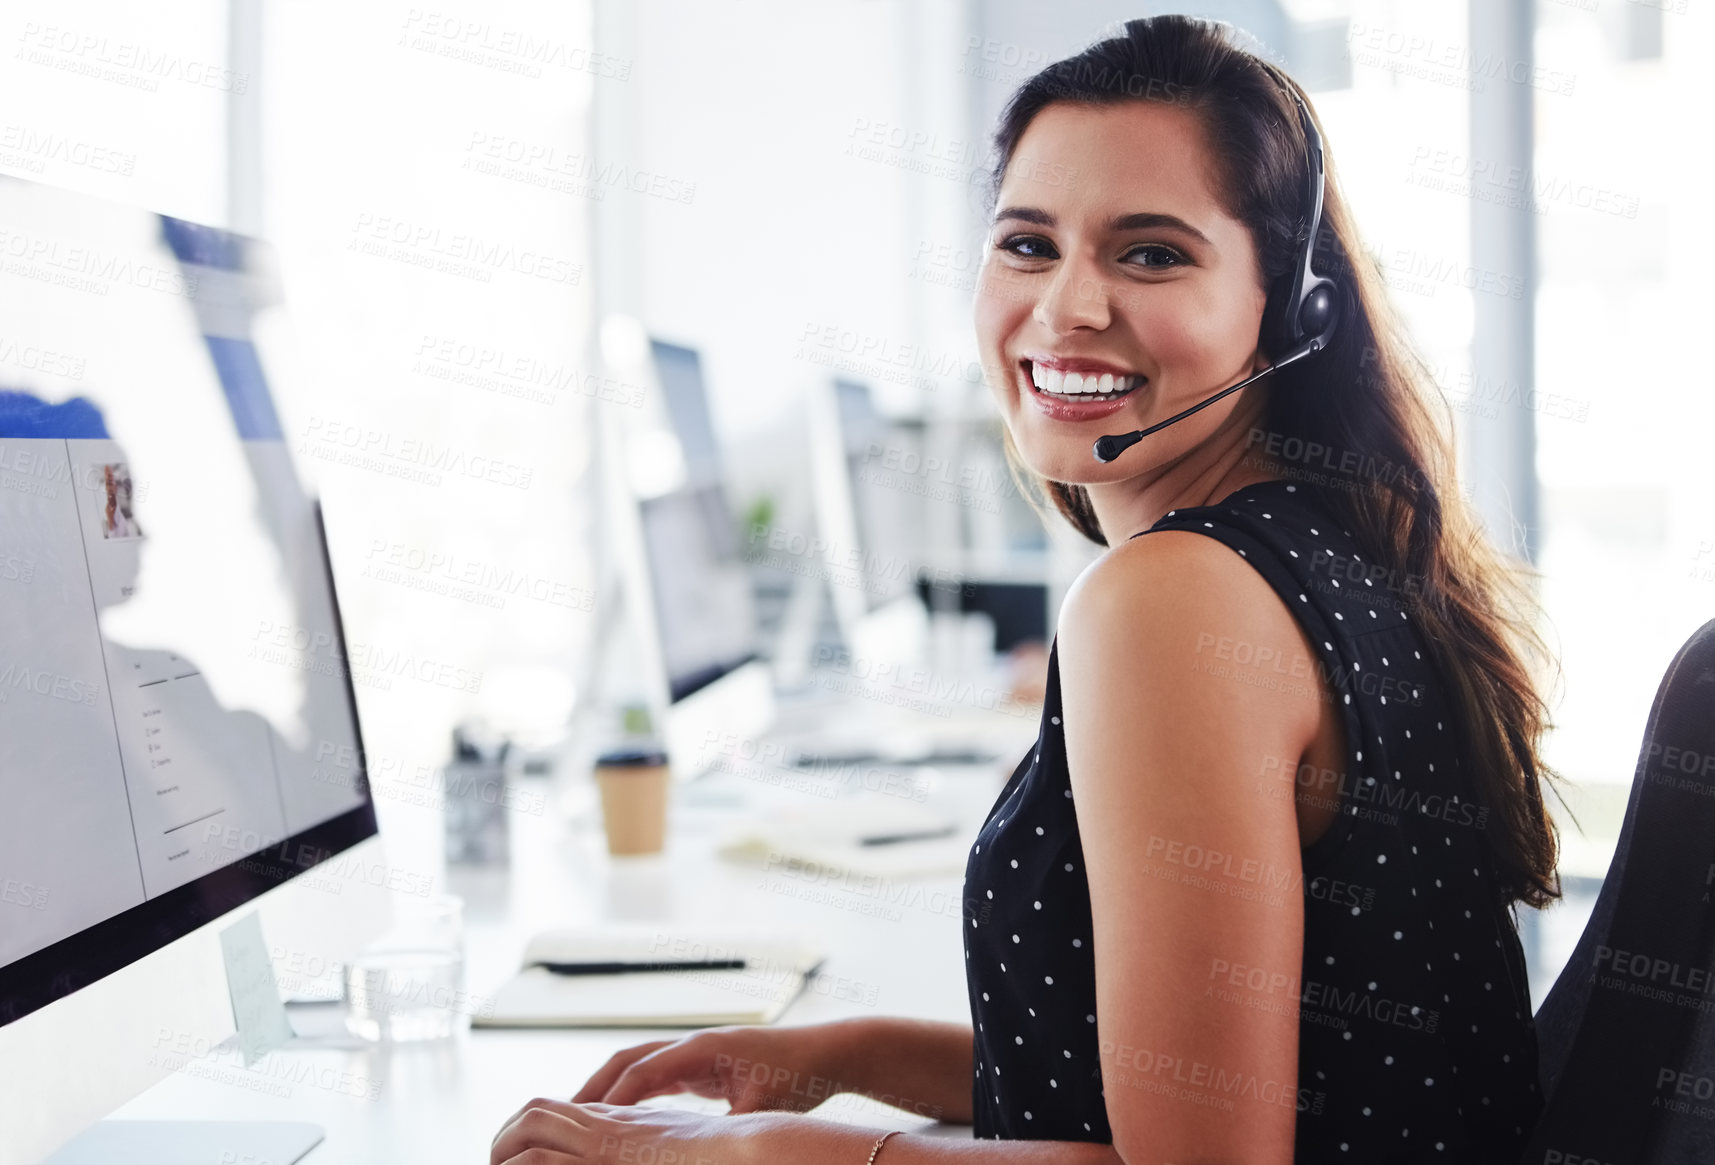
[[105, 705, 1041, 1162]]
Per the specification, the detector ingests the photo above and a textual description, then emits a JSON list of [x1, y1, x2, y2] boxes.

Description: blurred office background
[[4, 0, 1712, 1003]]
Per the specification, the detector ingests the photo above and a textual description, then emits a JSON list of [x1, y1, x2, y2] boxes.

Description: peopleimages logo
[[347, 213, 582, 286], [299, 416, 534, 490], [0, 226, 198, 298], [411, 333, 645, 408], [0, 658, 100, 706], [1593, 944, 1715, 998], [399, 10, 633, 81], [1345, 24, 1577, 96], [1207, 958, 1441, 1035], [361, 538, 594, 613], [1243, 428, 1431, 494], [0, 124, 136, 177], [1141, 833, 1383, 908], [1099, 1040, 1323, 1114], [14, 22, 250, 93], [1, 878, 49, 911], [1255, 753, 1489, 832], [248, 619, 483, 695]]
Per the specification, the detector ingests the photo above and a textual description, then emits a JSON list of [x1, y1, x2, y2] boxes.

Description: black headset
[[1092, 84, 1344, 464], [1263, 88, 1341, 361]]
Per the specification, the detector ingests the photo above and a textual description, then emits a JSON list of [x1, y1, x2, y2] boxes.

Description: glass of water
[[344, 894, 466, 1042]]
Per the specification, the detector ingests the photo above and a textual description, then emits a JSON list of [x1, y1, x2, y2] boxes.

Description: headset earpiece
[[1298, 281, 1337, 352]]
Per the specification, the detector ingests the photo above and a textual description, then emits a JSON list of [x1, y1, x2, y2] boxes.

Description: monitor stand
[[45, 1120, 324, 1164]]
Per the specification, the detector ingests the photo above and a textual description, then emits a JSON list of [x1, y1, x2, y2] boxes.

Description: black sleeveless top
[[962, 479, 1540, 1162]]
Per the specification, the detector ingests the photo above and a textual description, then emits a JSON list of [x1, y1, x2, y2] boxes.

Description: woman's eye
[[1123, 244, 1185, 269], [995, 234, 1058, 260]]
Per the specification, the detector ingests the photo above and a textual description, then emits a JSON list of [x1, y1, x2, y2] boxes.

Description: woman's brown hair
[[987, 15, 1562, 909]]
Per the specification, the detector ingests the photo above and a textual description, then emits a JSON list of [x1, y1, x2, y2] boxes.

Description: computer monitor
[[607, 338, 771, 777], [0, 177, 387, 1164], [648, 339, 724, 494], [832, 379, 918, 610], [806, 377, 927, 659], [638, 485, 760, 702]]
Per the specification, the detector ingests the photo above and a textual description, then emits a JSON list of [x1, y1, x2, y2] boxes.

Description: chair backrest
[[1524, 617, 1715, 1163]]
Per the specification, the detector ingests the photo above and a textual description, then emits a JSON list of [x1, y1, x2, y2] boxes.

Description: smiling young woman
[[494, 16, 1562, 1165]]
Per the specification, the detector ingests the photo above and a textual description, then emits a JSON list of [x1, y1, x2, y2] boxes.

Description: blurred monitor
[[648, 339, 723, 492], [808, 378, 924, 652], [638, 484, 758, 702], [0, 177, 387, 1165], [620, 340, 772, 776]]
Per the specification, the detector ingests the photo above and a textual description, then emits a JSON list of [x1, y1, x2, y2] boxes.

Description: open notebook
[[716, 799, 972, 880], [473, 927, 827, 1028]]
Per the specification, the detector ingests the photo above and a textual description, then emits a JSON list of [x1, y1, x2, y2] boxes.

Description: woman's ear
[[1253, 276, 1280, 367]]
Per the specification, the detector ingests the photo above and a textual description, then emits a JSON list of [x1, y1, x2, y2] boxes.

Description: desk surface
[[108, 708, 1041, 1162], [89, 689, 1614, 1160]]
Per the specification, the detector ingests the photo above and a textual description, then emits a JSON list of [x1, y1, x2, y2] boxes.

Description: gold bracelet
[[867, 1128, 903, 1164]]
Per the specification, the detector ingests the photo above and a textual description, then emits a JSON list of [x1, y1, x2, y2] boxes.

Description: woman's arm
[[493, 1101, 1126, 1164], [1054, 530, 1322, 1165], [574, 1017, 976, 1119], [817, 1016, 978, 1124]]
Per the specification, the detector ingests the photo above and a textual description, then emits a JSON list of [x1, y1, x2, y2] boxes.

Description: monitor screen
[[636, 340, 757, 703], [649, 339, 723, 491], [638, 484, 758, 703], [833, 378, 916, 610], [0, 178, 376, 1028]]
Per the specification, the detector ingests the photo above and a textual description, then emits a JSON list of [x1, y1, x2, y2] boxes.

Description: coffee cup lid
[[595, 748, 669, 768]]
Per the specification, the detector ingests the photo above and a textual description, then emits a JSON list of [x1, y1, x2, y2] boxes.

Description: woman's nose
[[1032, 258, 1113, 335]]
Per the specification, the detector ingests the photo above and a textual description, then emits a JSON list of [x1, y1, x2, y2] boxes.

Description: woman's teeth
[[1029, 363, 1145, 401]]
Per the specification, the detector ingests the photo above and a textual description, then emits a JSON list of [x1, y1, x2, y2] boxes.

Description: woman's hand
[[570, 1024, 848, 1113], [490, 1099, 775, 1165]]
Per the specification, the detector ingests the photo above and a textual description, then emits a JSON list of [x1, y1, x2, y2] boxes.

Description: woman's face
[[974, 101, 1269, 487]]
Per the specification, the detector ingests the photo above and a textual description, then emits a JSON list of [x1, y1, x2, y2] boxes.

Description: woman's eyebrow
[[992, 206, 1212, 246], [1110, 211, 1211, 245]]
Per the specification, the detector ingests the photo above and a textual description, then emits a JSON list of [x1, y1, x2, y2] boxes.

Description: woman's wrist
[[866, 1128, 904, 1162]]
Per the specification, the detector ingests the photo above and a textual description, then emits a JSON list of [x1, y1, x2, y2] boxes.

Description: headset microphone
[[1091, 332, 1325, 464], [1092, 88, 1341, 465]]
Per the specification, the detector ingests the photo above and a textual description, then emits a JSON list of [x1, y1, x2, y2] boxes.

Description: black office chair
[[1523, 618, 1715, 1163]]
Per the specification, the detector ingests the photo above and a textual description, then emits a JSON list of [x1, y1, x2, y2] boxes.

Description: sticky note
[[219, 912, 294, 1066]]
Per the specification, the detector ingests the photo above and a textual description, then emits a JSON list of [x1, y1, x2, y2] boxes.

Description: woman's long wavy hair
[[989, 15, 1562, 909]]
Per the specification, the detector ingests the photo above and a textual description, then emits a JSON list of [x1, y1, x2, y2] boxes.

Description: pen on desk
[[792, 750, 995, 768], [531, 959, 749, 975], [858, 825, 958, 847]]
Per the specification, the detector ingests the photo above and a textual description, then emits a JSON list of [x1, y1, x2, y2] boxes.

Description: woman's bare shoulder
[[1061, 527, 1286, 642]]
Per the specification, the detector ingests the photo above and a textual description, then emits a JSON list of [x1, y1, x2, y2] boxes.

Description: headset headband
[[1276, 86, 1339, 355]]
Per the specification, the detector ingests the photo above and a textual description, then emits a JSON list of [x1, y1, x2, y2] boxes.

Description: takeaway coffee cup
[[593, 749, 670, 855]]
